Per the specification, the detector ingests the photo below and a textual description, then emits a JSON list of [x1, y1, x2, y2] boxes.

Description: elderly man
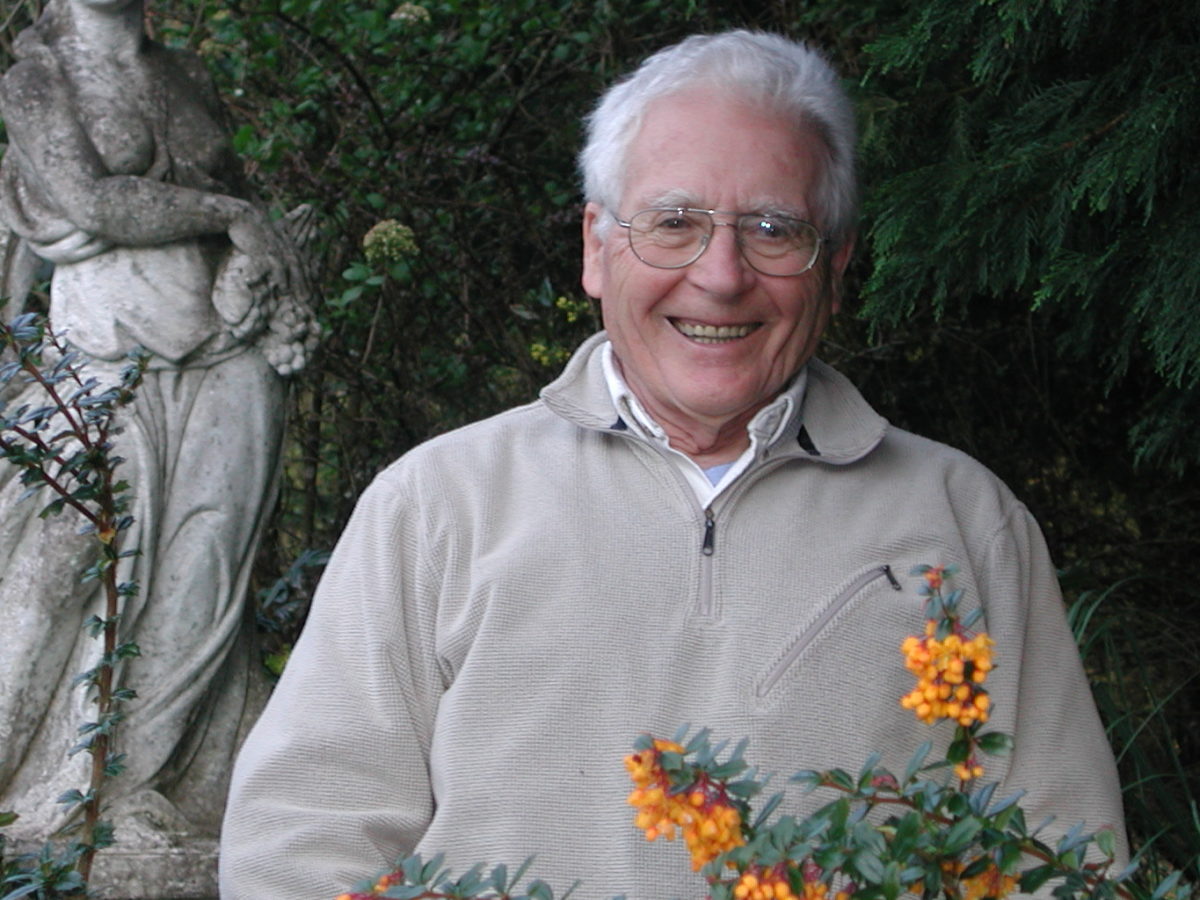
[[220, 31, 1125, 900]]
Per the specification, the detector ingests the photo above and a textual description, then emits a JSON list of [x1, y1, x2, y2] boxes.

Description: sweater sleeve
[[219, 470, 442, 900], [982, 502, 1129, 865]]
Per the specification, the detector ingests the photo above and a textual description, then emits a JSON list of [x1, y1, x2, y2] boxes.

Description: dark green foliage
[[1, 0, 1196, 886], [855, 0, 1200, 472], [839, 1, 1200, 877]]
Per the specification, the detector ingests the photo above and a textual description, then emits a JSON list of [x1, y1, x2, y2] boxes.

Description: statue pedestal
[[8, 805, 219, 900], [89, 839, 218, 900]]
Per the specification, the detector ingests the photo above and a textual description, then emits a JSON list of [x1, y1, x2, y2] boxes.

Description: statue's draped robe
[[0, 32, 283, 837]]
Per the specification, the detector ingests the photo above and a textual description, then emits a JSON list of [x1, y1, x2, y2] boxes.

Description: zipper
[[609, 434, 813, 623], [755, 564, 901, 698], [697, 507, 715, 617]]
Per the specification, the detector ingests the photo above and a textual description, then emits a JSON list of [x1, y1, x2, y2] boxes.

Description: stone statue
[[0, 0, 318, 891]]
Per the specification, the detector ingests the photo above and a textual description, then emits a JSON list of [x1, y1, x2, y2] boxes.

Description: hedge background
[[1, 0, 1195, 878]]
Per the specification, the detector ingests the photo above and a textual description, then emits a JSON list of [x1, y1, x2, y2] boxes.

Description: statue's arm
[[0, 58, 282, 264]]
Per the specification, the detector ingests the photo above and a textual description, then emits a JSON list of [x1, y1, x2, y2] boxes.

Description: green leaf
[[751, 792, 784, 829], [1019, 864, 1058, 894], [892, 811, 923, 857], [381, 886, 426, 899], [452, 862, 484, 896], [724, 779, 761, 798], [852, 848, 887, 884], [490, 863, 508, 892], [960, 855, 990, 879], [975, 731, 1014, 756], [56, 789, 86, 807], [943, 816, 983, 852], [400, 854, 423, 882], [418, 851, 444, 882], [882, 860, 902, 900], [857, 751, 883, 786], [946, 736, 970, 764], [684, 727, 713, 754], [986, 788, 1026, 817], [4, 882, 45, 899], [1055, 821, 1089, 855], [903, 742, 932, 784], [1147, 868, 1185, 897], [790, 769, 822, 790], [658, 750, 685, 773], [827, 768, 855, 790]]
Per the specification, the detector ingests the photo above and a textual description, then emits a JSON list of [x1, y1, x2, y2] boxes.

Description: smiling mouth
[[671, 320, 761, 344]]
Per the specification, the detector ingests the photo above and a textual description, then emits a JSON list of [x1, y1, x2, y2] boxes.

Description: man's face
[[582, 89, 852, 433]]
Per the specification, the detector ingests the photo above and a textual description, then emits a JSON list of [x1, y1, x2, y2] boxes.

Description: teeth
[[673, 321, 758, 343]]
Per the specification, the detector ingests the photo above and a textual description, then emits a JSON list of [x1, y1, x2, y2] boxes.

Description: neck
[[659, 411, 756, 468], [620, 379, 762, 467], [66, 2, 144, 60]]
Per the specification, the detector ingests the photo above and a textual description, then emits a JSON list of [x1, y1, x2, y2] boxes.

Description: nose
[[687, 221, 755, 298]]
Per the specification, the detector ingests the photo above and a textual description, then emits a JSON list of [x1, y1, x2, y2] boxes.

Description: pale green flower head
[[391, 3, 431, 24], [363, 219, 419, 267]]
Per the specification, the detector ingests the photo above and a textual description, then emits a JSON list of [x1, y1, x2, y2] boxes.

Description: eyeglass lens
[[626, 208, 820, 276]]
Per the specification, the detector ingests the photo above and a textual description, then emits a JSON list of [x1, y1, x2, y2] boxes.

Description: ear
[[581, 202, 606, 299], [827, 232, 856, 315]]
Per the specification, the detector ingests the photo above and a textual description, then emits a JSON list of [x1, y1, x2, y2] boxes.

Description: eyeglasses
[[614, 207, 824, 277]]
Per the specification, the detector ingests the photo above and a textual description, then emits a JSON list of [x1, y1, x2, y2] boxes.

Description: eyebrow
[[635, 190, 809, 220]]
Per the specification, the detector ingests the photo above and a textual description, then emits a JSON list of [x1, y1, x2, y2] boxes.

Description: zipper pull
[[883, 564, 902, 590], [701, 507, 715, 556]]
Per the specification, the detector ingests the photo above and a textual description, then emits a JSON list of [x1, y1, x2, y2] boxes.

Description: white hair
[[579, 30, 858, 247]]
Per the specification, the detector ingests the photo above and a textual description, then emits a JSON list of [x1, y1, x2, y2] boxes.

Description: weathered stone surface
[[0, 1, 318, 894]]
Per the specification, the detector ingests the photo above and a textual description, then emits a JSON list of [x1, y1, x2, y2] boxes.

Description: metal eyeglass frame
[[613, 207, 825, 277]]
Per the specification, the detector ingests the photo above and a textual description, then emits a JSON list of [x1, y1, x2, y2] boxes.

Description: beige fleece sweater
[[220, 334, 1126, 899]]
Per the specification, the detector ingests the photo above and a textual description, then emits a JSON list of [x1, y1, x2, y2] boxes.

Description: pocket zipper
[[755, 564, 901, 698]]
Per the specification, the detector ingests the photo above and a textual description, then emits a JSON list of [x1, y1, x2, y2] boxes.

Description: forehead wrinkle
[[636, 188, 703, 210]]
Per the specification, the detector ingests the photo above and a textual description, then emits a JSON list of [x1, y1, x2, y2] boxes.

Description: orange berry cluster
[[625, 739, 744, 870], [733, 866, 794, 899], [953, 756, 986, 782], [802, 883, 852, 900], [961, 865, 1019, 900], [732, 863, 854, 900], [900, 620, 994, 728], [333, 870, 405, 899], [927, 860, 1017, 900]]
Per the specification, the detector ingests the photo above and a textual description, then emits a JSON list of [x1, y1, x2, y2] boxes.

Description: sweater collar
[[598, 340, 806, 454], [540, 331, 888, 466]]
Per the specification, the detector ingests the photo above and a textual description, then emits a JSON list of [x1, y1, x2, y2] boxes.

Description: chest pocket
[[753, 564, 916, 710]]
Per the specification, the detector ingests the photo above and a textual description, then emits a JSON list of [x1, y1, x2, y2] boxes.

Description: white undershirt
[[601, 341, 807, 507]]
